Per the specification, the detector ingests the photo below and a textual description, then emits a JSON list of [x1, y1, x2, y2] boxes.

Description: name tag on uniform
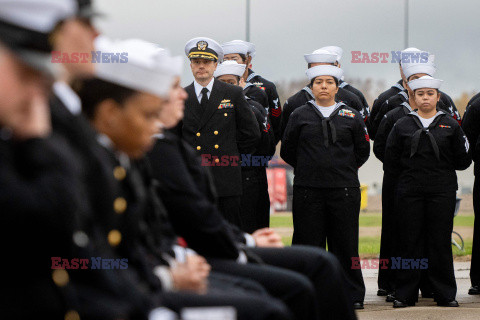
[[338, 109, 355, 118], [218, 99, 234, 109]]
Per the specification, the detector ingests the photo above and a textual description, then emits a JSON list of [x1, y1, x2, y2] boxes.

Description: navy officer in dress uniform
[[280, 48, 368, 139], [224, 40, 282, 143], [281, 65, 370, 310], [385, 76, 471, 308], [214, 60, 276, 233], [180, 37, 260, 228]]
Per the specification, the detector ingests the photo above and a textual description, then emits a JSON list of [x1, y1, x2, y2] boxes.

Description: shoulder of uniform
[[291, 103, 310, 117], [338, 87, 361, 101], [441, 113, 461, 126]]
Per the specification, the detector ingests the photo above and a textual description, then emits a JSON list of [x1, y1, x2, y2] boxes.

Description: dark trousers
[[394, 189, 457, 303], [160, 289, 291, 320], [240, 167, 270, 233], [217, 195, 242, 228], [250, 246, 357, 320], [471, 177, 480, 286], [208, 258, 318, 320], [378, 173, 397, 292], [291, 186, 365, 303]]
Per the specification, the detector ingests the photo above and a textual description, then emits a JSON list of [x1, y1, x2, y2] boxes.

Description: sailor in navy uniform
[[180, 37, 260, 228], [369, 48, 461, 139], [281, 65, 370, 309], [372, 49, 438, 298], [222, 41, 269, 110], [385, 76, 471, 308], [280, 49, 368, 139], [224, 40, 282, 143], [214, 60, 276, 233], [462, 93, 480, 295]]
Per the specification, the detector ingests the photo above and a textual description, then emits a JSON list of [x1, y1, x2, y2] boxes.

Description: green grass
[[271, 213, 474, 256]]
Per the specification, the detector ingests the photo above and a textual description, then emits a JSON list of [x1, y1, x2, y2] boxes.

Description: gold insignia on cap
[[52, 269, 69, 287], [197, 41, 208, 51], [114, 197, 127, 214], [108, 230, 122, 246], [214, 131, 218, 135], [113, 166, 126, 181]]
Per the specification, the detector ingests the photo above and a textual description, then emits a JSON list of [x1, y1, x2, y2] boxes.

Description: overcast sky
[[95, 0, 477, 189], [96, 0, 480, 100]]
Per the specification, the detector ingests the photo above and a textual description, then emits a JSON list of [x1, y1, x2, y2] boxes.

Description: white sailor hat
[[304, 49, 338, 64], [221, 42, 249, 56], [185, 37, 223, 62], [214, 60, 246, 78], [400, 47, 436, 79], [224, 40, 256, 57], [320, 46, 343, 61], [95, 36, 182, 98], [306, 65, 344, 81], [408, 75, 443, 91], [77, 0, 103, 19], [0, 0, 77, 75]]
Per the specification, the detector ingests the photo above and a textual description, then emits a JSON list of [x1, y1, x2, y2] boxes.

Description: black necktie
[[200, 87, 209, 107]]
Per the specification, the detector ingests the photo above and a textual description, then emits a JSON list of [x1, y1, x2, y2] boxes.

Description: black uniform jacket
[[0, 133, 81, 319], [247, 69, 282, 142], [147, 131, 242, 260], [462, 93, 480, 175], [181, 79, 260, 197], [247, 97, 276, 162], [369, 80, 405, 134], [281, 101, 370, 188], [373, 102, 412, 162], [280, 85, 367, 139], [385, 111, 471, 193], [244, 82, 269, 110]]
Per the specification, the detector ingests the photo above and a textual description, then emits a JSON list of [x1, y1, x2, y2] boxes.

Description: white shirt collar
[[194, 77, 214, 101], [53, 81, 82, 115]]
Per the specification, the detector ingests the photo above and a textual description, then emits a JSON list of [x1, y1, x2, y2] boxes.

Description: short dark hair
[[72, 78, 137, 120], [309, 76, 339, 87]]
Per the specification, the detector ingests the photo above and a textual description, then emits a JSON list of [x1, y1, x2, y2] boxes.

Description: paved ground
[[356, 261, 480, 319]]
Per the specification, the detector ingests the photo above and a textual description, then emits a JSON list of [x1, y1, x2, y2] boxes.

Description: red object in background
[[267, 168, 287, 212]]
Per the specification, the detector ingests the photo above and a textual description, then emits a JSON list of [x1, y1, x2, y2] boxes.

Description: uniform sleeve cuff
[[244, 233, 256, 247], [236, 251, 248, 264], [153, 266, 175, 291]]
